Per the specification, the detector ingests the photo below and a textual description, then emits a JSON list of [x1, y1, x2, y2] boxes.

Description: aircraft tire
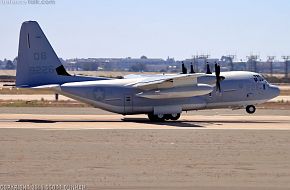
[[148, 113, 165, 122], [148, 113, 180, 121], [246, 105, 256, 114], [156, 114, 166, 121], [170, 113, 181, 121], [164, 114, 172, 120], [148, 113, 157, 121]]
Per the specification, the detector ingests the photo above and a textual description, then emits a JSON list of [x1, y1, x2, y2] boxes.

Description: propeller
[[190, 62, 195, 74], [181, 61, 187, 74], [215, 63, 225, 92], [206, 62, 212, 74]]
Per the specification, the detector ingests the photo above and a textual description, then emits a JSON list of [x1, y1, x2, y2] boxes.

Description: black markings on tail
[[55, 65, 71, 76], [27, 33, 30, 48]]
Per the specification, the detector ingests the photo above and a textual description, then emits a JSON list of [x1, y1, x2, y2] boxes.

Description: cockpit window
[[253, 75, 266, 83]]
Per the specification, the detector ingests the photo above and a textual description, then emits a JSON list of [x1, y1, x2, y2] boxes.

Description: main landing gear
[[148, 113, 181, 122], [246, 105, 256, 114]]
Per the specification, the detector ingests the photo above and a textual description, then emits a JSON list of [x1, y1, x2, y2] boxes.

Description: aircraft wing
[[124, 74, 161, 79], [130, 74, 205, 91]]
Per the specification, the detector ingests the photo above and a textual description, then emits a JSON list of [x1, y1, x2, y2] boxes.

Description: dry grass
[[258, 102, 290, 110], [0, 70, 159, 77], [0, 88, 53, 95], [0, 100, 87, 107], [281, 90, 290, 96]]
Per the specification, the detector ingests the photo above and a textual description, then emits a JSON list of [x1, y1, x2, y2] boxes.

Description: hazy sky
[[1, 0, 290, 60]]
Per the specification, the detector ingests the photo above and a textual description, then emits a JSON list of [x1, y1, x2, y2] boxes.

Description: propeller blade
[[215, 63, 220, 77], [181, 62, 187, 74], [215, 63, 222, 92], [216, 80, 221, 92], [190, 62, 195, 74], [206, 63, 212, 74]]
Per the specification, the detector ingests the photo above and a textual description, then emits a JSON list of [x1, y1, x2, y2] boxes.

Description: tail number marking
[[29, 65, 54, 74], [33, 52, 47, 61], [30, 52, 53, 74]]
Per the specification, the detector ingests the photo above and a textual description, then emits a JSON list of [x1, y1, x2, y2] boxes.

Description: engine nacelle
[[136, 84, 213, 99], [197, 75, 216, 85]]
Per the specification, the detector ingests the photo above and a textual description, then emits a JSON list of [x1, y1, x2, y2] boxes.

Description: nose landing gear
[[148, 113, 181, 122], [246, 105, 256, 114]]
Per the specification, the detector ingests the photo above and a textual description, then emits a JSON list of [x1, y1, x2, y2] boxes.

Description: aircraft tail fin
[[16, 21, 102, 88]]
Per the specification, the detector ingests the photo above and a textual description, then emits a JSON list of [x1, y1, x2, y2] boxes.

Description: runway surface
[[0, 113, 290, 130], [0, 107, 290, 130], [0, 107, 290, 189]]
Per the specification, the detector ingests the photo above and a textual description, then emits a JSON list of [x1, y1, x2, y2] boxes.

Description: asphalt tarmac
[[0, 107, 290, 189]]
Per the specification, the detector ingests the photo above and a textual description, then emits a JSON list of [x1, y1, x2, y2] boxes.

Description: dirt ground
[[1, 129, 290, 190], [0, 108, 290, 189]]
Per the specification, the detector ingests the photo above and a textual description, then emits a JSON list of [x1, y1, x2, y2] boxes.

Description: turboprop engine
[[136, 84, 213, 99]]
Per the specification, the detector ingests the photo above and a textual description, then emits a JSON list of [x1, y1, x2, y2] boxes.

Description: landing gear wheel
[[148, 113, 165, 122], [156, 114, 165, 121], [169, 113, 181, 121], [148, 113, 157, 121], [164, 114, 172, 120], [147, 113, 181, 121], [246, 105, 256, 114]]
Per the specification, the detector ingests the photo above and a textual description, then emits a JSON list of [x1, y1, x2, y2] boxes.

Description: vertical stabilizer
[[16, 21, 104, 87], [16, 21, 66, 87]]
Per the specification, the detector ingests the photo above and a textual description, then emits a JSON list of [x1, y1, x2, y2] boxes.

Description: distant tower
[[282, 56, 290, 78], [221, 55, 236, 71], [192, 55, 199, 73], [198, 54, 210, 73], [246, 55, 259, 72], [267, 56, 275, 76]]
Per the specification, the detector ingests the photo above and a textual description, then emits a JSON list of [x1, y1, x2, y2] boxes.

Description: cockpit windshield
[[253, 74, 268, 83]]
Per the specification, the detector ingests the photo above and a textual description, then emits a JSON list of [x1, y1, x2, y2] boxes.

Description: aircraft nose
[[269, 85, 280, 98]]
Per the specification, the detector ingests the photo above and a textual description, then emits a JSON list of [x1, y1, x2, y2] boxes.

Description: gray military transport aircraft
[[16, 21, 280, 121]]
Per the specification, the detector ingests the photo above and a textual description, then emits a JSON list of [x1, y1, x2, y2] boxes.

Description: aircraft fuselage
[[57, 71, 280, 115]]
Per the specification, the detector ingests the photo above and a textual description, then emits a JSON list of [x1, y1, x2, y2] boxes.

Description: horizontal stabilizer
[[31, 84, 60, 89]]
